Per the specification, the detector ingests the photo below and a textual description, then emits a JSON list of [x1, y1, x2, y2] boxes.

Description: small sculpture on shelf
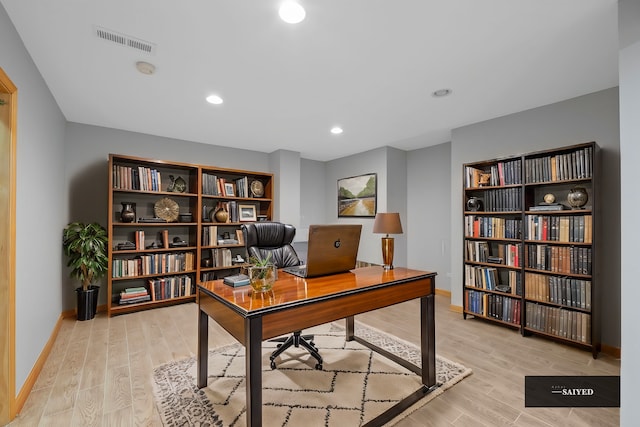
[[167, 175, 187, 193], [466, 197, 483, 212], [567, 187, 588, 209]]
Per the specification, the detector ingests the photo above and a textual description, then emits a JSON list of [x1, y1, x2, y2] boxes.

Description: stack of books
[[223, 274, 250, 287], [119, 286, 151, 305]]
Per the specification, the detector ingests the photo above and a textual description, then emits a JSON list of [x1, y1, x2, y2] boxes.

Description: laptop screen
[[304, 224, 362, 277]]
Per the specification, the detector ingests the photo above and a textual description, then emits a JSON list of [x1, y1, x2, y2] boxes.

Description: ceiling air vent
[[94, 26, 156, 55]]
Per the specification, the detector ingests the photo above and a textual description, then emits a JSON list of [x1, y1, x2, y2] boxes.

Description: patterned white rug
[[153, 322, 471, 426]]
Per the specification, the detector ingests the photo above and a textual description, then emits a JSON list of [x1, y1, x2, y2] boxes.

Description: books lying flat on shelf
[[223, 274, 250, 287], [529, 204, 568, 211]]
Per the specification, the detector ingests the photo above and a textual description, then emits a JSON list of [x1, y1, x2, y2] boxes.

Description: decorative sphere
[[543, 193, 556, 204], [466, 197, 483, 212], [567, 187, 588, 209]]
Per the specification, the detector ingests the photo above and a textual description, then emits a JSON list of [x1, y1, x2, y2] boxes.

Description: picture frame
[[337, 173, 377, 217], [238, 204, 257, 222], [224, 182, 235, 197]]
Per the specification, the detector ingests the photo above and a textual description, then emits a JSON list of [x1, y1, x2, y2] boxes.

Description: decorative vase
[[248, 264, 276, 293], [212, 206, 229, 223], [567, 187, 588, 209], [120, 202, 136, 223]]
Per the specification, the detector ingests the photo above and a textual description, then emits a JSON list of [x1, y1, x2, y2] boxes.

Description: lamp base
[[381, 237, 395, 270]]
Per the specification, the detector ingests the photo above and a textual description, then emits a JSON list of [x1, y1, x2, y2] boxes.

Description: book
[[529, 204, 567, 211], [223, 274, 250, 287]]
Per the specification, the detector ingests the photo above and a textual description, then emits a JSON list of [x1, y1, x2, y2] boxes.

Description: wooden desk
[[197, 266, 437, 426]]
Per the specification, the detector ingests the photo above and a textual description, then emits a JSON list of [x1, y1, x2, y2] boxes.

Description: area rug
[[153, 322, 471, 426]]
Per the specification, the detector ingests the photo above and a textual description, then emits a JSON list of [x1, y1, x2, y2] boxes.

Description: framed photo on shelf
[[224, 182, 235, 197], [337, 173, 377, 217], [238, 204, 257, 222]]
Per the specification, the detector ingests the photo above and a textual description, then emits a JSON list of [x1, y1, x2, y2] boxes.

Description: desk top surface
[[198, 266, 436, 314]]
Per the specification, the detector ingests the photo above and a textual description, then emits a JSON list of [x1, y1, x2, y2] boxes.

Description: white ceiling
[[1, 0, 619, 161]]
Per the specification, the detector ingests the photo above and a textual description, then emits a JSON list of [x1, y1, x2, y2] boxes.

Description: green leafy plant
[[62, 222, 109, 291], [248, 253, 273, 279]]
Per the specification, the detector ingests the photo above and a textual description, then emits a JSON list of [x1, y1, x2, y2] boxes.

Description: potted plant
[[248, 253, 276, 293], [62, 222, 109, 320]]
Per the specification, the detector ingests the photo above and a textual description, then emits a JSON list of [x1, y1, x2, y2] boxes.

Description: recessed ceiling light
[[206, 94, 224, 105], [330, 126, 343, 135], [432, 88, 452, 97], [279, 1, 306, 24]]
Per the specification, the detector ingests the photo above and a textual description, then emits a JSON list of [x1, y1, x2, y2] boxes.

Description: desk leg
[[345, 316, 355, 341], [197, 308, 209, 388], [420, 294, 436, 387], [245, 316, 262, 427]]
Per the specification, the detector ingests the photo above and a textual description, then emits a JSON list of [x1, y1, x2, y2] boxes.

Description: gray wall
[[0, 5, 68, 393], [450, 87, 621, 348], [299, 158, 326, 238], [324, 147, 407, 266], [269, 149, 301, 229], [407, 142, 452, 290], [619, 0, 640, 424]]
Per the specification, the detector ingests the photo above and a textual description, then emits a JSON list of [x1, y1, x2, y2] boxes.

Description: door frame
[[0, 67, 17, 423]]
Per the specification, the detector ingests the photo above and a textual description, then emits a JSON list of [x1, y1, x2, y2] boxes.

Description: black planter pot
[[76, 285, 100, 321]]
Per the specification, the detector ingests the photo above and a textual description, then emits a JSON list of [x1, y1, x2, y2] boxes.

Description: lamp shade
[[373, 213, 403, 234]]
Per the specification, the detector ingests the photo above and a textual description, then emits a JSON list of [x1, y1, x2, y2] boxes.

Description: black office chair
[[241, 222, 323, 370]]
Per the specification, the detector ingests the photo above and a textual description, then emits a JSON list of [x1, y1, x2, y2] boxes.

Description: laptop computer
[[283, 224, 362, 278]]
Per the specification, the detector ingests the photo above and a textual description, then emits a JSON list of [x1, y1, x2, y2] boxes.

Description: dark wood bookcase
[[108, 154, 273, 316], [462, 141, 599, 356]]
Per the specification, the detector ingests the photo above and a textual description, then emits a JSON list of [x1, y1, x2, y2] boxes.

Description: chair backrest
[[241, 222, 301, 268]]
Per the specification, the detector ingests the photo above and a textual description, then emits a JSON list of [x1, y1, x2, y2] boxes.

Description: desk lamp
[[373, 212, 403, 270]]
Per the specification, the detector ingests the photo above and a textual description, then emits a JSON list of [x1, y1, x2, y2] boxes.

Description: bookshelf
[[462, 142, 599, 356], [108, 154, 273, 316]]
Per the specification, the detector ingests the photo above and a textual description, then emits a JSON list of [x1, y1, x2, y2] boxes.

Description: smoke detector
[[136, 61, 156, 75]]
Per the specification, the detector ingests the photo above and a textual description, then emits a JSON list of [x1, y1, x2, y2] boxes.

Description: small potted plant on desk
[[62, 222, 109, 320], [248, 253, 276, 293]]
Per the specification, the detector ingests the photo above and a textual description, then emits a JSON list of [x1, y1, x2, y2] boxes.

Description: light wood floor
[[9, 294, 619, 426]]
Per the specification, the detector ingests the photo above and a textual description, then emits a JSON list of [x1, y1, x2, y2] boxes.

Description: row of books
[[118, 286, 151, 305], [524, 214, 592, 243], [209, 248, 233, 268], [524, 146, 593, 184], [481, 188, 522, 212], [202, 225, 243, 247], [465, 241, 521, 266], [525, 302, 591, 344], [112, 165, 162, 192], [464, 159, 522, 188], [524, 272, 591, 310], [111, 252, 195, 278], [525, 244, 592, 275], [464, 265, 522, 295], [147, 275, 194, 301], [464, 216, 521, 239], [465, 290, 521, 325], [202, 173, 252, 197]]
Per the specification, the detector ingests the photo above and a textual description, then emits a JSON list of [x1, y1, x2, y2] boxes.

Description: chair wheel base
[[269, 330, 323, 370]]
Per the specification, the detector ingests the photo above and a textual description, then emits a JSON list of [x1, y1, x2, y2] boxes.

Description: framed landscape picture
[[238, 204, 257, 221], [337, 173, 377, 217]]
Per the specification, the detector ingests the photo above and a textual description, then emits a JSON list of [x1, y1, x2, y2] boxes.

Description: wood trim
[[435, 288, 451, 298], [14, 315, 64, 415], [0, 67, 18, 424], [449, 304, 464, 313]]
